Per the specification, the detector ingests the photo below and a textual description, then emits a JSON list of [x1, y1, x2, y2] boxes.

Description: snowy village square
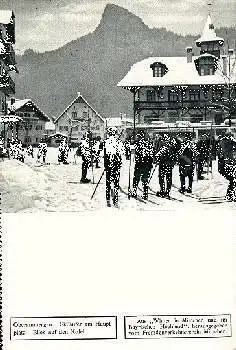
[[0, 1, 236, 213]]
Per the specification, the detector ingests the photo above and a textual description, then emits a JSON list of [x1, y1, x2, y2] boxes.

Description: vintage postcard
[[1, 0, 236, 349]]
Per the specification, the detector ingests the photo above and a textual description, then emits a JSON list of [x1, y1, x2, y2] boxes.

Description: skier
[[196, 134, 210, 180], [58, 138, 69, 164], [155, 134, 177, 199], [80, 134, 91, 183], [37, 139, 48, 163], [178, 135, 198, 194], [131, 131, 154, 200], [217, 131, 236, 201], [104, 126, 124, 208]]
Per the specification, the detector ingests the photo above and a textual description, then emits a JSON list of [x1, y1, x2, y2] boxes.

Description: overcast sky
[[1, 0, 235, 53]]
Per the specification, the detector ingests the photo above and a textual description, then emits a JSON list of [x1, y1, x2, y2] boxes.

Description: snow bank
[[0, 160, 48, 212]]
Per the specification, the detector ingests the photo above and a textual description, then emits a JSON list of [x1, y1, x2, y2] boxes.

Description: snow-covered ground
[[0, 147, 235, 212]]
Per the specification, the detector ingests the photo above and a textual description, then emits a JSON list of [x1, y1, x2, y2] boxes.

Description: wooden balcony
[[134, 100, 220, 111]]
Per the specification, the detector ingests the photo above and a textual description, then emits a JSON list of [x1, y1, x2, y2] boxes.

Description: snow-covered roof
[[117, 54, 236, 88], [196, 14, 224, 45], [0, 10, 14, 25], [0, 115, 23, 123], [55, 92, 106, 124], [9, 99, 50, 122]]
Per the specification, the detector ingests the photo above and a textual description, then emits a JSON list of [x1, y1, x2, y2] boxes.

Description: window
[[83, 111, 87, 118], [36, 124, 43, 130], [24, 112, 30, 118], [96, 125, 100, 130], [72, 111, 77, 119], [150, 62, 168, 77], [191, 115, 203, 123], [213, 88, 223, 102], [147, 90, 156, 102], [24, 136, 31, 143], [64, 126, 68, 131], [215, 113, 223, 125], [59, 126, 63, 131], [189, 89, 200, 101], [196, 56, 216, 76], [168, 90, 179, 102]]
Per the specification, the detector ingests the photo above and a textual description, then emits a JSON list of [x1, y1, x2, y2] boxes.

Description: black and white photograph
[[1, 1, 236, 350], [0, 0, 236, 211]]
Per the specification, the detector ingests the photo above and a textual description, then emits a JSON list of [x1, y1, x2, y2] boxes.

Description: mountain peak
[[96, 3, 148, 32]]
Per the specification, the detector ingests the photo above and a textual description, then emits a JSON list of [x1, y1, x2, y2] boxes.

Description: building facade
[[0, 10, 17, 142], [54, 92, 105, 144], [8, 99, 51, 145], [118, 15, 236, 139]]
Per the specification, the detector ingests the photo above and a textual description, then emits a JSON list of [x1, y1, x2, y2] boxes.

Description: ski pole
[[127, 153, 132, 199], [91, 169, 105, 200]]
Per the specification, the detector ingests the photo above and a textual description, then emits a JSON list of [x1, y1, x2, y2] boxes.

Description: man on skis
[[217, 131, 236, 201], [131, 131, 154, 200], [178, 134, 198, 194], [155, 134, 177, 199], [80, 134, 91, 183], [104, 127, 124, 208]]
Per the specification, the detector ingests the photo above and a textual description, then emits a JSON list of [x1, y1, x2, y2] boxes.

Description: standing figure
[[26, 144, 34, 158], [178, 135, 198, 194], [217, 131, 236, 201], [124, 138, 131, 160], [104, 127, 124, 208], [155, 134, 177, 199], [93, 136, 102, 168], [196, 134, 210, 180], [37, 139, 48, 163], [15, 140, 25, 163], [58, 138, 69, 164], [80, 134, 91, 183], [131, 132, 154, 200]]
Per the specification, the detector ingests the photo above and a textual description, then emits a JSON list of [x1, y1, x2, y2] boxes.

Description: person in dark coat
[[196, 134, 210, 179], [131, 131, 154, 200], [80, 134, 91, 183], [217, 131, 236, 201], [155, 134, 177, 199], [178, 135, 198, 194]]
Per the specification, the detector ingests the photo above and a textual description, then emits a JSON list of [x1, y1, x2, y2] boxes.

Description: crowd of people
[[75, 127, 236, 207], [1, 128, 236, 207]]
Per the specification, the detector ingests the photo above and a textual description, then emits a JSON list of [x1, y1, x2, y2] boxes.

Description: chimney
[[222, 55, 227, 75], [11, 98, 15, 105], [77, 91, 81, 97], [186, 47, 193, 63]]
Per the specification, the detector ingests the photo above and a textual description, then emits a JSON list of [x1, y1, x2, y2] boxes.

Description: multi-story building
[[118, 14, 236, 139], [8, 98, 51, 145], [0, 10, 17, 142], [54, 92, 105, 144]]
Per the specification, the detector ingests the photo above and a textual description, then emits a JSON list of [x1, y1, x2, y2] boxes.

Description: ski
[[119, 186, 151, 204], [148, 187, 184, 202], [199, 200, 226, 204], [198, 195, 225, 200]]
